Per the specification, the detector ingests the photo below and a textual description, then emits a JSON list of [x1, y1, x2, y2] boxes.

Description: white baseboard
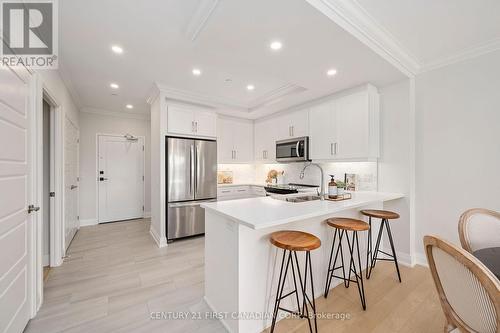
[[415, 252, 429, 267], [143, 211, 151, 218], [203, 296, 231, 333], [149, 226, 167, 248], [79, 218, 98, 227], [380, 248, 413, 267], [42, 254, 49, 267]]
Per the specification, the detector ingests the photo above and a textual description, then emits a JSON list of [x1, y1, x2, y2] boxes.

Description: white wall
[[79, 111, 151, 224], [39, 70, 79, 127], [149, 94, 166, 246], [415, 50, 500, 261], [378, 79, 412, 260]]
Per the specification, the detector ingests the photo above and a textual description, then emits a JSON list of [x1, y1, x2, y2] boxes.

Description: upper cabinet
[[217, 117, 253, 163], [309, 85, 380, 161], [254, 109, 308, 162], [275, 109, 309, 140], [254, 117, 277, 162], [166, 104, 217, 138]]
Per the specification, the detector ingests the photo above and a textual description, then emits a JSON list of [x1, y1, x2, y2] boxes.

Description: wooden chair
[[424, 235, 500, 333], [458, 208, 500, 253]]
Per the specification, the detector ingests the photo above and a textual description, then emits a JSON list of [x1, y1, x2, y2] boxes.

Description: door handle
[[190, 145, 195, 195], [296, 141, 301, 157], [70, 185, 78, 190], [28, 205, 40, 214], [99, 177, 108, 181]]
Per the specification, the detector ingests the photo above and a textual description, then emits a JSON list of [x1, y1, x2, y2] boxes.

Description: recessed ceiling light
[[247, 84, 255, 91], [111, 45, 123, 54], [192, 68, 201, 76], [327, 69, 337, 76], [110, 83, 119, 89], [126, 104, 133, 109], [270, 41, 282, 51]]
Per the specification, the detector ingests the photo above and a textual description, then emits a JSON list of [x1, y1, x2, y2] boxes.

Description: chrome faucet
[[299, 162, 325, 200]]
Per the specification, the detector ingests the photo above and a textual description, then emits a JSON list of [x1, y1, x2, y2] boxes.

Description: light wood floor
[[26, 218, 444, 333]]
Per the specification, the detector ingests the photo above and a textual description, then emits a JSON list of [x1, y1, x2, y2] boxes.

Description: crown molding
[[81, 107, 150, 120], [305, 0, 421, 77], [420, 38, 500, 73], [184, 0, 220, 42], [248, 84, 307, 111], [154, 83, 248, 111]]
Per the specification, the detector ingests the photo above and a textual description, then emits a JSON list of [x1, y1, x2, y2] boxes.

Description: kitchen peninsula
[[201, 191, 404, 333]]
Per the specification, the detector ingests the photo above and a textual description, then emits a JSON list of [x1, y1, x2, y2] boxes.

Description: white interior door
[[98, 135, 144, 223], [64, 117, 79, 250], [0, 66, 31, 332]]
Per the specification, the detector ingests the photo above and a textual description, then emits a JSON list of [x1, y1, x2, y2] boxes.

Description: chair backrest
[[458, 208, 500, 253], [424, 235, 500, 333]]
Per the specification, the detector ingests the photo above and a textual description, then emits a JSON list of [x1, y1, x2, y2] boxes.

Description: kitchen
[[7, 1, 499, 333]]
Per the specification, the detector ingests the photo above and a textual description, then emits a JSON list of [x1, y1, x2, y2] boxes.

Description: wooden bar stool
[[324, 218, 369, 310], [361, 209, 402, 282], [269, 230, 321, 333]]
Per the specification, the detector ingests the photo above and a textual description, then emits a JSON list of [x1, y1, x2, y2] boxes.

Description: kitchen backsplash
[[218, 162, 378, 191], [217, 164, 256, 184], [254, 162, 378, 191]]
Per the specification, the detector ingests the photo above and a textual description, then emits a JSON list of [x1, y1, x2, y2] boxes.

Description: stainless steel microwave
[[276, 137, 310, 162]]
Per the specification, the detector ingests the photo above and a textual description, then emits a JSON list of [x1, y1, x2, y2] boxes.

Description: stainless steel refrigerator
[[166, 137, 217, 242]]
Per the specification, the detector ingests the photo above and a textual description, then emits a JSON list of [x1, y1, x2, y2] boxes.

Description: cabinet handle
[[291, 126, 294, 137], [334, 142, 338, 155], [234, 150, 237, 159], [195, 121, 198, 133], [192, 121, 195, 132], [330, 143, 334, 155]]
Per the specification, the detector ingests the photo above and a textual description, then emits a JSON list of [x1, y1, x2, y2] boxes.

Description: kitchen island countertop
[[202, 191, 404, 230]]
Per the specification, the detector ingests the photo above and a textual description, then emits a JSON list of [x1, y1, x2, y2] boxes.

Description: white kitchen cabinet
[[308, 85, 379, 161], [309, 100, 336, 160], [217, 117, 253, 163], [217, 185, 265, 201], [275, 109, 309, 140], [166, 104, 217, 138], [254, 118, 277, 162]]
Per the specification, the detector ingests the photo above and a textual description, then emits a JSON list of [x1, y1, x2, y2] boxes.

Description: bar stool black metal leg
[[271, 250, 290, 333], [354, 231, 367, 310], [325, 230, 348, 297], [306, 251, 318, 332], [366, 217, 372, 279], [385, 220, 402, 282], [295, 252, 313, 332], [367, 218, 385, 279]]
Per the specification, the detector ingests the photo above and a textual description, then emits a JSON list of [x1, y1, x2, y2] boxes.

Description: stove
[[264, 183, 319, 195]]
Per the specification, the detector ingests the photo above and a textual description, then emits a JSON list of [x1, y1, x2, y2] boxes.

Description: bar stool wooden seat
[[361, 209, 402, 282], [269, 231, 320, 333], [324, 217, 369, 310]]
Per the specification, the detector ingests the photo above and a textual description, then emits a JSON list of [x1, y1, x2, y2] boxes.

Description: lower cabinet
[[217, 186, 266, 201]]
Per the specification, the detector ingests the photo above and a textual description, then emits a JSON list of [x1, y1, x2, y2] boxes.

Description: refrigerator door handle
[[190, 144, 195, 195]]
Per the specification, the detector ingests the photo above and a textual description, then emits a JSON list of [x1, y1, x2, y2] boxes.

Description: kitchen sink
[[284, 195, 322, 203]]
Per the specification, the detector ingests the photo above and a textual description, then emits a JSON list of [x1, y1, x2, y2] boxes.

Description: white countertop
[[202, 191, 404, 230]]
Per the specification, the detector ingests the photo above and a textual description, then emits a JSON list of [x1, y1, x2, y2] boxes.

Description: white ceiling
[[355, 0, 500, 66], [59, 0, 405, 119]]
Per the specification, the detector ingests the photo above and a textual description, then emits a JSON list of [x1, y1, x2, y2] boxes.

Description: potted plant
[[336, 180, 346, 195]]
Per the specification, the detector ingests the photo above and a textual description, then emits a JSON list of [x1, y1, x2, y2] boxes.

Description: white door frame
[[31, 73, 65, 314], [95, 133, 146, 223]]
